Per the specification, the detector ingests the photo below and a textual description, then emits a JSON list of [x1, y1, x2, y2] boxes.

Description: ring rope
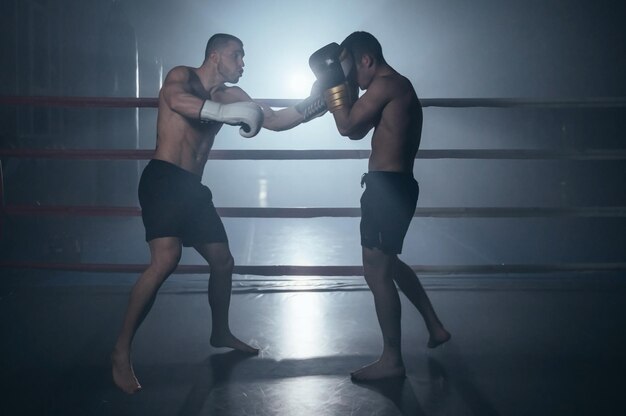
[[2, 95, 626, 108], [2, 95, 625, 277], [2, 148, 626, 161], [2, 261, 625, 276], [3, 205, 626, 218]]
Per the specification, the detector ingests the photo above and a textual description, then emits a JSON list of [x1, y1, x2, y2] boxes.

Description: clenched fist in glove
[[200, 100, 264, 138], [308, 43, 356, 113]]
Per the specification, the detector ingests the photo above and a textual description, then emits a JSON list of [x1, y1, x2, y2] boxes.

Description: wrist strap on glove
[[295, 94, 327, 122], [324, 83, 351, 113]]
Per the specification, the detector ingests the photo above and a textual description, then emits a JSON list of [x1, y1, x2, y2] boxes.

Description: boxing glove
[[308, 43, 346, 90], [200, 100, 264, 138], [294, 81, 327, 122], [308, 43, 355, 113]]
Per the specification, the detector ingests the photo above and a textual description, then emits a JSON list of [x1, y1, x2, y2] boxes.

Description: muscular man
[[111, 33, 323, 394], [311, 32, 451, 381]]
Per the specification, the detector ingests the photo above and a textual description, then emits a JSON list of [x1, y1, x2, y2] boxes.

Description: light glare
[[287, 70, 315, 98]]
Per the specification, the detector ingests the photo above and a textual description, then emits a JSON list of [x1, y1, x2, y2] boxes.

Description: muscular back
[[154, 66, 223, 176], [368, 73, 422, 173]]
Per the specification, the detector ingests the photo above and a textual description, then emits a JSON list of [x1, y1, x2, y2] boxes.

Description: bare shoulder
[[158, 66, 193, 101], [370, 72, 411, 95], [165, 65, 191, 81], [387, 72, 415, 93]]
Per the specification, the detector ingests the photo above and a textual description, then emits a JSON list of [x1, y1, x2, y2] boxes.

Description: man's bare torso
[[368, 72, 422, 173], [154, 67, 223, 176]]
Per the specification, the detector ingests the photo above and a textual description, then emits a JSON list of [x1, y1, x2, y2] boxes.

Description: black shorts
[[360, 171, 419, 254], [138, 159, 228, 247]]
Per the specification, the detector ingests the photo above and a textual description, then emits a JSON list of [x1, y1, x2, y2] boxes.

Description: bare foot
[[351, 359, 406, 382], [427, 328, 451, 349], [111, 349, 142, 394], [210, 331, 259, 355]]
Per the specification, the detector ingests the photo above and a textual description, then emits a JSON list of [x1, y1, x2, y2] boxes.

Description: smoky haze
[[0, 0, 625, 269]]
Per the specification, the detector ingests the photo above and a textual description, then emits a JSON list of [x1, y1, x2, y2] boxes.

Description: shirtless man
[[111, 33, 325, 394], [310, 32, 451, 381]]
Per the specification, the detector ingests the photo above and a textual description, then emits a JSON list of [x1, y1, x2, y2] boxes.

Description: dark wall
[[0, 0, 624, 266]]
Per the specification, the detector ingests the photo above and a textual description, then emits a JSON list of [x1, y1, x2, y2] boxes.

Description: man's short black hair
[[340, 31, 384, 63], [205, 33, 243, 60]]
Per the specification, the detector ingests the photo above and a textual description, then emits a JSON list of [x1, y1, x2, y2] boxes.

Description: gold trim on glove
[[324, 83, 351, 113]]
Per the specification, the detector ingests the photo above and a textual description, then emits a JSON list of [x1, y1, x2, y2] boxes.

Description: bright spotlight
[[287, 70, 316, 98]]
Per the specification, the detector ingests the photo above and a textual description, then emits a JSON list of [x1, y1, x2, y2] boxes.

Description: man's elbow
[[337, 122, 367, 139], [338, 127, 365, 140], [337, 126, 353, 138]]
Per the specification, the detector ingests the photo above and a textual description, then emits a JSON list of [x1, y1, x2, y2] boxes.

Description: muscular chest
[[187, 122, 221, 150]]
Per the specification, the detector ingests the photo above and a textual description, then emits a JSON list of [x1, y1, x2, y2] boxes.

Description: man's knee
[[208, 247, 234, 273], [362, 246, 393, 268], [150, 251, 181, 275], [213, 253, 234, 273], [148, 238, 182, 275]]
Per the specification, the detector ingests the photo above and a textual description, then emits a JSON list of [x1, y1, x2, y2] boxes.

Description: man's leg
[[351, 246, 406, 381], [393, 260, 451, 348], [111, 237, 182, 394], [194, 242, 258, 354]]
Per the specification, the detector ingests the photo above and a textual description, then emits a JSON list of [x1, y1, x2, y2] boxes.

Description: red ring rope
[[1, 94, 625, 277], [1, 148, 626, 160], [3, 205, 626, 218], [2, 261, 625, 276], [1, 95, 626, 108]]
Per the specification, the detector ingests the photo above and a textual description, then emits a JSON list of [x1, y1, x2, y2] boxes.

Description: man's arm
[[261, 82, 330, 131], [260, 105, 306, 132], [306, 42, 379, 140], [161, 70, 263, 138], [331, 78, 389, 140], [212, 84, 311, 132], [160, 66, 205, 118]]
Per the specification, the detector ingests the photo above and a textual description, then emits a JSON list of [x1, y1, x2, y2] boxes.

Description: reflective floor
[[2, 271, 626, 416]]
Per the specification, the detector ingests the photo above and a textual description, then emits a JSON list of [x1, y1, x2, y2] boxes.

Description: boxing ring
[[1, 95, 626, 415], [2, 95, 626, 279]]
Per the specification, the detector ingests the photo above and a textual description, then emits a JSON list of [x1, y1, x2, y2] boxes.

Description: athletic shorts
[[360, 171, 419, 254], [138, 159, 227, 246]]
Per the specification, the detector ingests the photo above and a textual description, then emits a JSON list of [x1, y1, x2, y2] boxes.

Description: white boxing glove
[[200, 100, 264, 138]]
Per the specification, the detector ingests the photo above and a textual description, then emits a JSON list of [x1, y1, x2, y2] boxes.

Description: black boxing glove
[[308, 43, 346, 90], [294, 81, 327, 122], [308, 43, 356, 113]]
